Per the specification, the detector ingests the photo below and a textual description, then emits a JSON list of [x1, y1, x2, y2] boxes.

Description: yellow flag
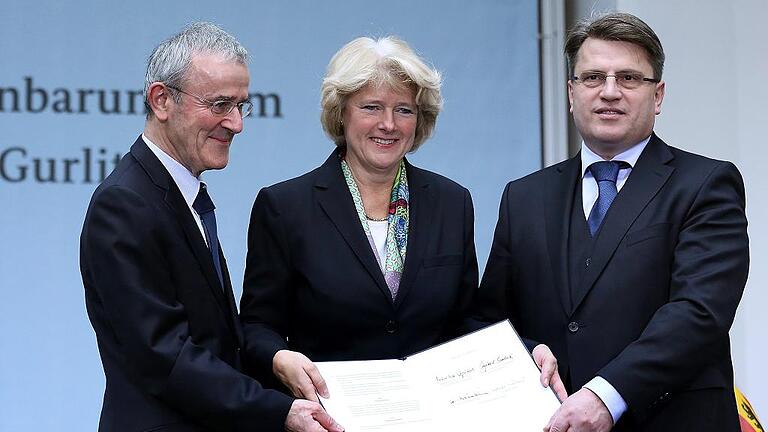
[[736, 386, 764, 432]]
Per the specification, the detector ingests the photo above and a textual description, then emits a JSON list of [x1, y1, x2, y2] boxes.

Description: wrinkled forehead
[[186, 54, 249, 93]]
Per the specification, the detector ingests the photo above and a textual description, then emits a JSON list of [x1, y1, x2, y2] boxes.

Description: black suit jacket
[[476, 134, 748, 431], [80, 137, 293, 432], [240, 149, 479, 375]]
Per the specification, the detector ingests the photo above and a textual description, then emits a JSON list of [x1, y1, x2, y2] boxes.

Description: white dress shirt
[[368, 219, 388, 269], [142, 134, 208, 245], [579, 135, 651, 424]]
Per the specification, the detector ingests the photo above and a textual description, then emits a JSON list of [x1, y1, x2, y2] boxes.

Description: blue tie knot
[[193, 184, 216, 215], [588, 160, 623, 183], [586, 160, 629, 236]]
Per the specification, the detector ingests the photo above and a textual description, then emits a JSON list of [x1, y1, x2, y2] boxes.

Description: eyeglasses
[[165, 84, 253, 117], [572, 72, 660, 90]]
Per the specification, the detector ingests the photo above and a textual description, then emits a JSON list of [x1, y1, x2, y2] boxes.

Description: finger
[[547, 409, 570, 432], [305, 363, 330, 398], [535, 347, 555, 387], [286, 400, 327, 432], [291, 372, 320, 402], [550, 374, 568, 402], [287, 380, 305, 399], [539, 358, 554, 387], [545, 407, 561, 432], [298, 381, 320, 403], [544, 414, 553, 431], [305, 423, 327, 432], [548, 421, 567, 432], [290, 387, 304, 399], [313, 407, 344, 432], [532, 344, 546, 367], [297, 368, 321, 402]]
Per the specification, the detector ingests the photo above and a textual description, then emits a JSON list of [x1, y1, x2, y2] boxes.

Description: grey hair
[[320, 36, 443, 151], [143, 22, 248, 118]]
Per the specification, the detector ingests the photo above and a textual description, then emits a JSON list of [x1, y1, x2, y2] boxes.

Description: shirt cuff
[[583, 376, 627, 424]]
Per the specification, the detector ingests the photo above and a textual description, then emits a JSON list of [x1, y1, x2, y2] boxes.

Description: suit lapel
[[315, 151, 392, 302], [218, 250, 244, 345], [165, 185, 232, 308], [393, 161, 429, 309], [572, 134, 675, 310], [544, 155, 582, 317], [130, 138, 239, 331]]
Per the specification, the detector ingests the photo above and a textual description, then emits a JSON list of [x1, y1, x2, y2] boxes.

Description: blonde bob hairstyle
[[320, 36, 443, 151]]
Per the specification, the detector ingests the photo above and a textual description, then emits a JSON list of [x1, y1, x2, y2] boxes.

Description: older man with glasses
[[80, 22, 342, 432]]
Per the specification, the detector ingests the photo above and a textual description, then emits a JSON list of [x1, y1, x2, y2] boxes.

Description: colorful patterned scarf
[[341, 158, 409, 299]]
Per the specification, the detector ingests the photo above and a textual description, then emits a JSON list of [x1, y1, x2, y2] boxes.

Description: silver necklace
[[365, 213, 388, 222]]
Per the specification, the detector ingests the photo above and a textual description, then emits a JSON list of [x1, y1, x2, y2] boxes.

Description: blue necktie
[[587, 161, 627, 236], [193, 184, 224, 288]]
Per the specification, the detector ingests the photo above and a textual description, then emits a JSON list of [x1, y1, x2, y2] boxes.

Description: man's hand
[[532, 344, 568, 401], [285, 399, 344, 432], [273, 350, 329, 402], [544, 388, 613, 432]]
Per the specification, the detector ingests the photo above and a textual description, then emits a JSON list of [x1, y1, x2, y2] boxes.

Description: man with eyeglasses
[[475, 12, 748, 432], [80, 22, 342, 432]]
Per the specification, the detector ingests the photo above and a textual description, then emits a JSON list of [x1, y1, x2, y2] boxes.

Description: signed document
[[315, 320, 561, 431]]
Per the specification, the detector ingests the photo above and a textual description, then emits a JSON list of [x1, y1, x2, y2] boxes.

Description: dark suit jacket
[[240, 149, 479, 375], [80, 137, 293, 432], [476, 134, 748, 431]]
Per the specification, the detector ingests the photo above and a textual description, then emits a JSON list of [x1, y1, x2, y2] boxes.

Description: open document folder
[[315, 320, 561, 431]]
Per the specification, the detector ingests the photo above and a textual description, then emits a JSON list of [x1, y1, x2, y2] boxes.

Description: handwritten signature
[[434, 353, 515, 383]]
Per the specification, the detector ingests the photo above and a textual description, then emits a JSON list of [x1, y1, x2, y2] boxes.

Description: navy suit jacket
[[476, 134, 749, 431], [80, 137, 293, 432], [240, 149, 479, 375]]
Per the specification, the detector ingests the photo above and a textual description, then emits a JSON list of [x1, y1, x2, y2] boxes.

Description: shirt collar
[[142, 133, 202, 207], [580, 135, 651, 178]]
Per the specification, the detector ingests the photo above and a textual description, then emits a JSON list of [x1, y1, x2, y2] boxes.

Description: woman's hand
[[273, 350, 330, 402]]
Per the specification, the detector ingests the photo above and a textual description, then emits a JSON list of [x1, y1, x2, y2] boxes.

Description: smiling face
[[154, 53, 250, 176], [342, 82, 417, 178], [568, 38, 665, 158]]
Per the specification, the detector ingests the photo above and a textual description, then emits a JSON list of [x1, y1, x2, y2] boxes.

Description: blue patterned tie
[[587, 161, 626, 236], [193, 184, 224, 287]]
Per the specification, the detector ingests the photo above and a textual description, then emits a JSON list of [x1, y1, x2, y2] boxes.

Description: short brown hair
[[565, 12, 664, 80]]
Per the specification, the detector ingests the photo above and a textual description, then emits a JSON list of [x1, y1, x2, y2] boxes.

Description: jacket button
[[585, 258, 591, 267], [385, 320, 398, 334], [568, 321, 580, 333]]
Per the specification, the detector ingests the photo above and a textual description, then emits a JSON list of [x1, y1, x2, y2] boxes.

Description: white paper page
[[316, 359, 432, 431], [405, 321, 561, 431], [316, 321, 561, 431]]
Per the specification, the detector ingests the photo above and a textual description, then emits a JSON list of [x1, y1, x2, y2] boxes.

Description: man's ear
[[654, 80, 665, 115], [146, 82, 173, 121]]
